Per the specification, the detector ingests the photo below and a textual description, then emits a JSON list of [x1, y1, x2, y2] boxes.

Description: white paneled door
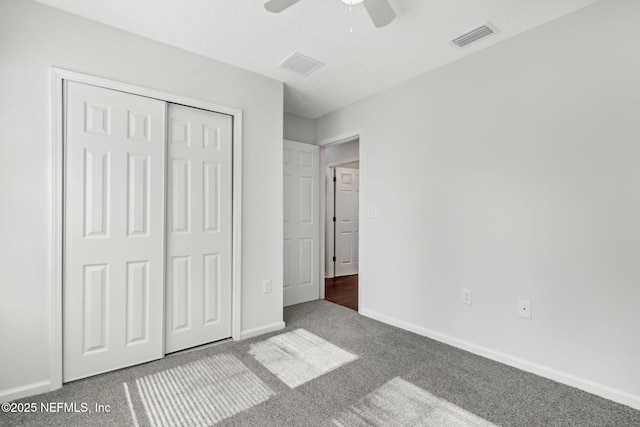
[[283, 141, 320, 306], [64, 81, 234, 381], [64, 81, 166, 381], [165, 104, 232, 353], [334, 167, 359, 277]]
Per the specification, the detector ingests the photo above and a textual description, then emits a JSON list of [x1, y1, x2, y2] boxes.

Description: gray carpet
[[2, 300, 639, 426]]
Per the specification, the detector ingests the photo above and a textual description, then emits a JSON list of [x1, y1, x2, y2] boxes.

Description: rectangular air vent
[[278, 52, 324, 76], [451, 22, 498, 48]]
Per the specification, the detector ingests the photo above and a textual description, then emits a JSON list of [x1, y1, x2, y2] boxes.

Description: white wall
[[337, 161, 359, 169], [0, 0, 283, 399], [316, 0, 640, 409], [283, 112, 315, 145], [324, 139, 359, 166]]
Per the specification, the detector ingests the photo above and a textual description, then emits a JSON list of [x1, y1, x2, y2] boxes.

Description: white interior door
[[334, 167, 359, 277], [64, 81, 165, 382], [165, 103, 232, 353], [283, 140, 320, 306]]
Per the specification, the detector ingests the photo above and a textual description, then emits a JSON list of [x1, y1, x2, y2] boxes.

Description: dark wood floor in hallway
[[325, 274, 358, 311]]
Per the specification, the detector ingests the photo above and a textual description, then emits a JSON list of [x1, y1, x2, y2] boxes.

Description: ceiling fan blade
[[264, 0, 302, 13], [363, 0, 396, 28]]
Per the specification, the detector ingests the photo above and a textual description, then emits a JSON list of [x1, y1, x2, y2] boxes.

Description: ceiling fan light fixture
[[264, 0, 395, 28]]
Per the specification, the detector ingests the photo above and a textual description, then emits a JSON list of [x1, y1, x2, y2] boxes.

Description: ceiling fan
[[264, 0, 396, 28]]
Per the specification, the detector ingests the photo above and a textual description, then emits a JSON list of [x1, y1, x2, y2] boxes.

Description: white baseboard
[[0, 380, 51, 404], [240, 321, 286, 340], [359, 308, 640, 411]]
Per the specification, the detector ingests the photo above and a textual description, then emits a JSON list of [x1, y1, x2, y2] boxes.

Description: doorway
[[321, 139, 360, 311]]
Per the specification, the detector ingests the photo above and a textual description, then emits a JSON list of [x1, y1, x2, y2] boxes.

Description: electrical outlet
[[518, 299, 532, 319], [462, 288, 472, 305], [367, 207, 378, 218], [263, 280, 272, 294]]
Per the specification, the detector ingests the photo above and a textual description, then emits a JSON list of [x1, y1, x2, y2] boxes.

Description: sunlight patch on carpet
[[333, 377, 497, 427], [134, 353, 274, 427], [248, 328, 358, 388]]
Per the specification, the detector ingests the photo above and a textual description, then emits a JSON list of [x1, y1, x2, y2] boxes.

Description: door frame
[[50, 68, 243, 391], [332, 165, 360, 278], [318, 131, 363, 302], [325, 162, 359, 279]]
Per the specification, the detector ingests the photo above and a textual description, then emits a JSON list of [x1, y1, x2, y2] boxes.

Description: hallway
[[324, 274, 358, 311]]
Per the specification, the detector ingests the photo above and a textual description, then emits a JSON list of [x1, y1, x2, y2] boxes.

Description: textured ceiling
[[35, 0, 599, 119]]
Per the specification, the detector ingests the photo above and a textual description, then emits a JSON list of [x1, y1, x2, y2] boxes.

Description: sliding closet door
[[165, 104, 232, 353], [64, 81, 165, 381]]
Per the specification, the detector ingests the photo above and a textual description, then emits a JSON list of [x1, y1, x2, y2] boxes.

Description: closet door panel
[[64, 81, 165, 382], [165, 104, 232, 353]]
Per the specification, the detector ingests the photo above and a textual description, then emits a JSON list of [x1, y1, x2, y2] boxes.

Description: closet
[[63, 81, 232, 382]]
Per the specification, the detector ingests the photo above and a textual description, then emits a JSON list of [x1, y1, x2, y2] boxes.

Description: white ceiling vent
[[278, 52, 324, 76], [451, 22, 499, 48]]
